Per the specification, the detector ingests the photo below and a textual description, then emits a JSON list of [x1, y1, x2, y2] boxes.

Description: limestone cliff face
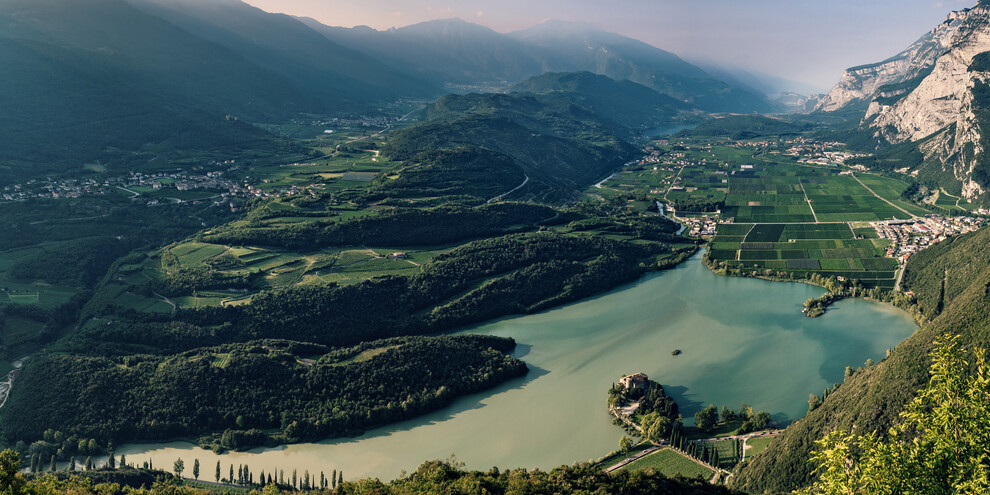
[[818, 3, 990, 202], [815, 10, 968, 113]]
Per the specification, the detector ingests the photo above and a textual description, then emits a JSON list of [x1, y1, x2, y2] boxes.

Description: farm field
[[110, 238, 454, 312], [620, 448, 714, 480], [599, 137, 931, 287]]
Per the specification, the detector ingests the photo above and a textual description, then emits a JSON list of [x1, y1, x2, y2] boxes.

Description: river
[[115, 255, 917, 482]]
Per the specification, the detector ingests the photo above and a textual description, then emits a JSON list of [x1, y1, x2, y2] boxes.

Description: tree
[[619, 436, 633, 453], [808, 393, 822, 414], [85, 456, 92, 470], [68, 457, 75, 471], [193, 458, 200, 480], [694, 404, 719, 434], [173, 458, 184, 478], [0, 450, 29, 495], [216, 460, 221, 483], [800, 334, 990, 494], [230, 465, 234, 483], [119, 454, 126, 468], [50, 455, 56, 472], [107, 451, 115, 469]]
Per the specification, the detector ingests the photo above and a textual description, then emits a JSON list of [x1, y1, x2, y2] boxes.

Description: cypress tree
[[120, 455, 126, 468], [230, 465, 234, 484], [108, 452, 115, 469], [260, 470, 265, 486], [85, 456, 92, 470], [50, 455, 56, 472], [292, 468, 297, 489], [216, 461, 221, 483], [338, 471, 343, 487], [332, 469, 337, 489]]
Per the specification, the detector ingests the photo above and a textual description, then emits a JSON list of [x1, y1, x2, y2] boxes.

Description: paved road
[[488, 174, 530, 203]]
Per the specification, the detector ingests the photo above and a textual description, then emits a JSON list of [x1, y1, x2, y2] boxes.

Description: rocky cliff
[[818, 3, 990, 203]]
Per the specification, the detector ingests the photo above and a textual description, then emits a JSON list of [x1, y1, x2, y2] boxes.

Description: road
[[798, 181, 820, 223], [487, 174, 530, 203], [852, 173, 916, 219]]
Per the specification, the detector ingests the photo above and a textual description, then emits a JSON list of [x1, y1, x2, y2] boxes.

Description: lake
[[116, 255, 917, 482]]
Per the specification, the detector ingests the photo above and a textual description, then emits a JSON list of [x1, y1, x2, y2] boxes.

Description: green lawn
[[745, 437, 774, 458], [619, 448, 714, 480]]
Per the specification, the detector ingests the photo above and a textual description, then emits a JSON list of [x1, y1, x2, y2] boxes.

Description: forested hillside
[[3, 336, 526, 450], [731, 225, 990, 493]]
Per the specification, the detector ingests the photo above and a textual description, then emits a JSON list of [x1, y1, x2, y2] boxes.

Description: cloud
[[477, 11, 484, 17]]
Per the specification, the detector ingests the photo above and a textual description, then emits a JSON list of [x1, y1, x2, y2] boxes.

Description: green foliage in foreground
[[1, 336, 526, 451], [798, 334, 990, 494]]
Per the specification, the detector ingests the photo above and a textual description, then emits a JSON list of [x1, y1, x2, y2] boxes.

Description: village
[[0, 164, 301, 205], [873, 215, 986, 262]]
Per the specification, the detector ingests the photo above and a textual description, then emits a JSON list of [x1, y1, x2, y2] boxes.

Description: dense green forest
[[1, 336, 526, 451], [731, 225, 990, 493]]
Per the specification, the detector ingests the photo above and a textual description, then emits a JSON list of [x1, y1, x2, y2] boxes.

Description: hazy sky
[[242, 0, 976, 90]]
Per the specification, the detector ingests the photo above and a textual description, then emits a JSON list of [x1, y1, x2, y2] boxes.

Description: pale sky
[[242, 0, 977, 90]]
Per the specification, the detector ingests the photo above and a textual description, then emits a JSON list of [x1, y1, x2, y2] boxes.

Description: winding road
[[487, 174, 530, 203]]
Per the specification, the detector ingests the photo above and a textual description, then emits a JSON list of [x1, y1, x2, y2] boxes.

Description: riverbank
[[701, 251, 926, 324]]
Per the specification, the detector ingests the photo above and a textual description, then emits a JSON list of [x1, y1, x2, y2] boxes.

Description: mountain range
[[0, 0, 786, 180], [815, 2, 990, 205], [312, 18, 774, 114]]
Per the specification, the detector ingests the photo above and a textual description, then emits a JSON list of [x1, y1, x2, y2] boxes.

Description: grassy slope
[[731, 226, 990, 493]]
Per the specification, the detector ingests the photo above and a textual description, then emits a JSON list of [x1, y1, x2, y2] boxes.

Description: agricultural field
[[109, 239, 453, 312], [598, 137, 934, 288], [0, 247, 80, 309], [620, 448, 714, 480]]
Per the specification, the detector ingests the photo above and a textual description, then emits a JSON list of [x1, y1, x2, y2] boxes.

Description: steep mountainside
[[308, 17, 772, 113], [815, 11, 968, 113], [817, 2, 990, 204], [732, 225, 990, 493], [302, 17, 542, 87], [130, 0, 438, 107], [0, 0, 437, 178], [509, 71, 695, 134], [384, 90, 636, 202]]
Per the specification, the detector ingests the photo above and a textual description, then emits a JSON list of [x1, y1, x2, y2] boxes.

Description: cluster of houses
[[1, 166, 304, 205], [874, 216, 985, 262]]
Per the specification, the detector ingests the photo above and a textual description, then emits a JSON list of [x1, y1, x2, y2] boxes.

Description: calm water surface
[[117, 255, 917, 480]]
